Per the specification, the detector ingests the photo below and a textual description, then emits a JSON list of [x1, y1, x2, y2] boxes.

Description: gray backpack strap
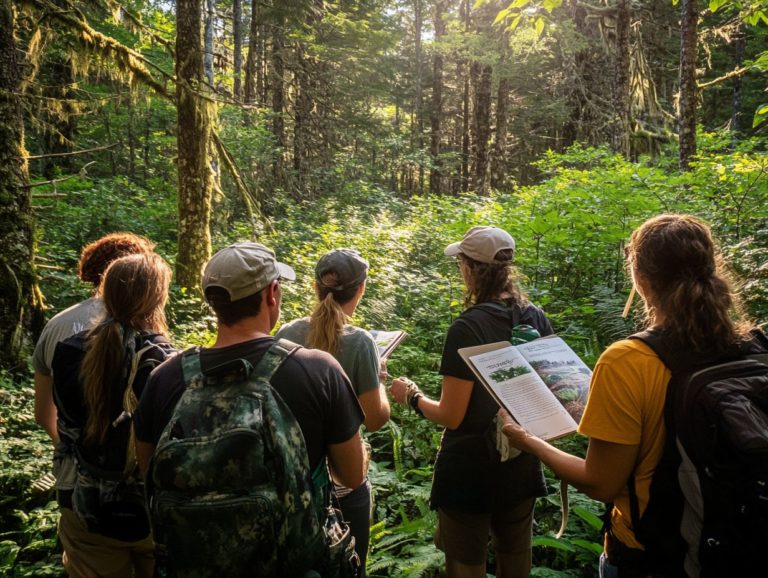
[[180, 347, 202, 386], [252, 338, 302, 382]]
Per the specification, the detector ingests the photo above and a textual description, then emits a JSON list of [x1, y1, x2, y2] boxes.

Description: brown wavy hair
[[78, 232, 156, 288], [627, 214, 751, 353], [80, 253, 171, 447], [460, 249, 526, 308], [307, 272, 361, 358]]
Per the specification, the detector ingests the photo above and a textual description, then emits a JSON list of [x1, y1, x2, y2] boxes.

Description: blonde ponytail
[[307, 292, 348, 357]]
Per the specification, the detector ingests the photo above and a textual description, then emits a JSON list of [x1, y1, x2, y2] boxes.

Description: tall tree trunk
[[271, 16, 286, 185], [429, 0, 446, 195], [460, 0, 471, 193], [413, 0, 424, 194], [730, 24, 744, 134], [472, 64, 492, 194], [204, 0, 216, 85], [0, 3, 40, 371], [294, 47, 311, 197], [679, 0, 698, 170], [244, 0, 259, 105], [612, 0, 631, 158], [233, 0, 243, 99], [176, 0, 214, 289], [491, 75, 510, 190]]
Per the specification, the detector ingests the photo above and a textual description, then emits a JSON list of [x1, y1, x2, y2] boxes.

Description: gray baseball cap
[[202, 242, 296, 302], [444, 226, 516, 264], [315, 248, 369, 291]]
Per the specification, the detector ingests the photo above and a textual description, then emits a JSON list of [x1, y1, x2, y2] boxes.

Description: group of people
[[32, 214, 765, 578]]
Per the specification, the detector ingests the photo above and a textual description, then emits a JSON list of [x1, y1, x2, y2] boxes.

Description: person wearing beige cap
[[391, 226, 554, 578], [277, 248, 390, 574], [133, 242, 366, 576]]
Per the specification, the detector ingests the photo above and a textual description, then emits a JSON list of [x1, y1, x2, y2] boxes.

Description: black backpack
[[627, 329, 768, 577], [54, 331, 172, 541]]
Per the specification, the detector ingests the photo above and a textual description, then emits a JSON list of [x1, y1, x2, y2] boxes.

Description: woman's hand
[[498, 409, 533, 450], [389, 377, 414, 405]]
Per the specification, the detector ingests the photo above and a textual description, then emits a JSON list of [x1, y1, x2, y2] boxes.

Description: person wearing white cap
[[133, 242, 366, 576], [277, 248, 390, 575], [391, 226, 554, 578]]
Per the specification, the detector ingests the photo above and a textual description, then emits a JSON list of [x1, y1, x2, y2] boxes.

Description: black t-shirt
[[431, 299, 553, 512], [134, 337, 364, 471], [52, 331, 174, 471]]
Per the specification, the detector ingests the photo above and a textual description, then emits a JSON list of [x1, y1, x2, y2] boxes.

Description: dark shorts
[[434, 497, 535, 567]]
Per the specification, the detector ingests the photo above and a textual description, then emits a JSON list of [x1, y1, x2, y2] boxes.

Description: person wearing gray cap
[[277, 248, 390, 574], [133, 242, 366, 576], [390, 226, 554, 578]]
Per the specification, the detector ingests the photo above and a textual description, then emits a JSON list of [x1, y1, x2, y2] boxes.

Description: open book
[[459, 336, 591, 440], [368, 329, 407, 360]]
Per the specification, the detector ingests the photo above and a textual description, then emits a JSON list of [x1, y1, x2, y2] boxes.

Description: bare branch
[[26, 142, 118, 160], [698, 65, 753, 90]]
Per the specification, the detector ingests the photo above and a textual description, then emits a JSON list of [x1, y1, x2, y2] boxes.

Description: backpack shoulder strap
[[180, 347, 202, 385], [252, 338, 302, 382], [628, 329, 679, 371]]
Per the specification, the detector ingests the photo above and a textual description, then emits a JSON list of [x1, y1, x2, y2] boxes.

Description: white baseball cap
[[444, 226, 516, 264]]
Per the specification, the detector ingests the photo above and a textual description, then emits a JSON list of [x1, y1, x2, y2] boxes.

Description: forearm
[[414, 395, 457, 429]]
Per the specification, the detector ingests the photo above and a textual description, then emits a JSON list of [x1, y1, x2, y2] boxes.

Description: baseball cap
[[444, 226, 516, 264], [202, 242, 296, 302], [315, 249, 369, 291]]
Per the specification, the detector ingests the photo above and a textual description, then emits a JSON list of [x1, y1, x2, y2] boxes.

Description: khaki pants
[[58, 508, 154, 578]]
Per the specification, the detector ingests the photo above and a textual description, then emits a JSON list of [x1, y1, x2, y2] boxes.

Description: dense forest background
[[1, 0, 767, 575]]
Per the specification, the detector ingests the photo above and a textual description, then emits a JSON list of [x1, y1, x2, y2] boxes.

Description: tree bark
[[233, 0, 243, 99], [270, 15, 286, 185], [472, 64, 492, 195], [612, 0, 631, 158], [429, 0, 446, 195], [730, 24, 744, 134], [491, 75, 510, 190], [244, 0, 259, 105], [413, 0, 424, 194], [175, 0, 214, 289], [204, 0, 216, 85], [0, 2, 40, 371], [679, 0, 698, 170]]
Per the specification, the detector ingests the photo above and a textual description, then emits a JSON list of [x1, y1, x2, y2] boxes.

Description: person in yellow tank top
[[499, 214, 753, 578]]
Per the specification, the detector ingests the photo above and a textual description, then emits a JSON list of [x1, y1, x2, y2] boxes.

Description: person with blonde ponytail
[[499, 214, 761, 578], [277, 248, 390, 574], [51, 253, 174, 578]]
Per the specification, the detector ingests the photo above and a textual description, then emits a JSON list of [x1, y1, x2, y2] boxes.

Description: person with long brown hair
[[390, 226, 554, 578], [51, 253, 174, 578], [499, 214, 758, 578], [276, 248, 390, 573]]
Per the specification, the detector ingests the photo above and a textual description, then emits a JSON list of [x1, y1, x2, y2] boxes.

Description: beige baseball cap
[[444, 226, 516, 264], [202, 242, 296, 302]]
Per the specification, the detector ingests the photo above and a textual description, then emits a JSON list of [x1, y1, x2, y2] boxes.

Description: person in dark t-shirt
[[133, 242, 366, 574], [391, 226, 553, 578]]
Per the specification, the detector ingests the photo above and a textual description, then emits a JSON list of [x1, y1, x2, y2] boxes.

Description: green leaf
[[543, 0, 562, 13], [511, 0, 530, 9], [753, 104, 768, 128], [572, 505, 604, 531], [494, 7, 512, 24], [534, 17, 546, 37], [508, 15, 523, 30], [533, 536, 576, 551], [708, 0, 727, 13]]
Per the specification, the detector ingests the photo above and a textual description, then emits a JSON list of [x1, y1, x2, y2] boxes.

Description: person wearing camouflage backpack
[[133, 242, 366, 577]]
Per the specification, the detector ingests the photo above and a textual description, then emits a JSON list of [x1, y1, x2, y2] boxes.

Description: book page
[[368, 330, 407, 360], [460, 343, 577, 440], [514, 337, 591, 423]]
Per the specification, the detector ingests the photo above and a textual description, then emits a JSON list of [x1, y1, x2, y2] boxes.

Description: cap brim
[[277, 262, 296, 281], [444, 241, 462, 257]]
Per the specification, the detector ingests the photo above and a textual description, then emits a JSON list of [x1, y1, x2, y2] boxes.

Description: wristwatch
[[410, 392, 424, 417]]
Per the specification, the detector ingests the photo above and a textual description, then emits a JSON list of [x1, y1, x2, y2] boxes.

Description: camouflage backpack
[[147, 339, 328, 578]]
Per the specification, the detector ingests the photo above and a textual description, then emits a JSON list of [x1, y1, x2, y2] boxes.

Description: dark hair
[[627, 214, 751, 353], [307, 272, 361, 357], [80, 253, 171, 447], [206, 286, 264, 326], [78, 232, 156, 288], [460, 249, 526, 308]]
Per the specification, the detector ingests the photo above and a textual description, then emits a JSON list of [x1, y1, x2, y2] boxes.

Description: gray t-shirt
[[32, 297, 104, 376], [276, 317, 380, 397]]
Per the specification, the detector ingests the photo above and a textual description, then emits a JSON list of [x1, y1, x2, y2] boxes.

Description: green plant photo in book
[[368, 329, 407, 360], [459, 336, 591, 440]]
